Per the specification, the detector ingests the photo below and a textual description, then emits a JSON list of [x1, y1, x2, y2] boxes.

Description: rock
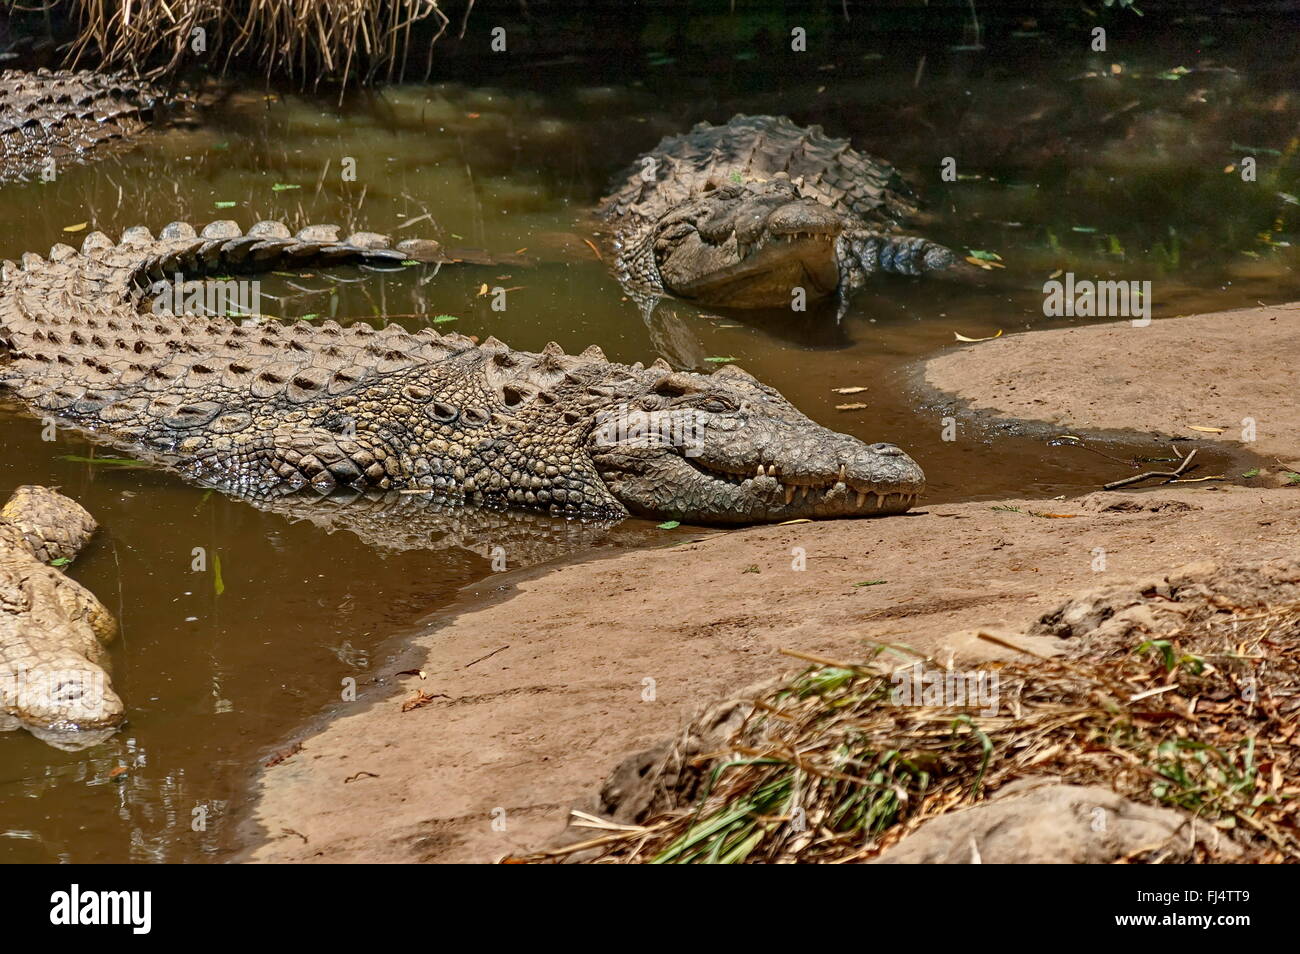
[[872, 781, 1242, 864]]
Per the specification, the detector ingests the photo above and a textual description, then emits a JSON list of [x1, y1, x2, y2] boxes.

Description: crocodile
[[598, 114, 959, 313], [0, 68, 176, 182], [0, 485, 121, 750], [0, 219, 924, 524]]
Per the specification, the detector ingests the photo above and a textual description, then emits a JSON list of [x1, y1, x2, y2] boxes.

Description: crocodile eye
[[698, 397, 734, 413]]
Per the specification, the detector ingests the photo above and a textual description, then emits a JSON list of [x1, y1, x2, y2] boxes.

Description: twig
[[1103, 448, 1198, 490]]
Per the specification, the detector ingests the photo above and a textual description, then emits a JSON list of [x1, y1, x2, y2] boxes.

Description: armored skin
[[0, 486, 120, 750], [0, 68, 174, 181]]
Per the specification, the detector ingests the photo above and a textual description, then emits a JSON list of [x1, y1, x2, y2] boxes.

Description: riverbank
[[241, 302, 1300, 864]]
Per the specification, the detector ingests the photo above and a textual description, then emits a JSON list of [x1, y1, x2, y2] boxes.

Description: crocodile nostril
[[869, 442, 903, 456]]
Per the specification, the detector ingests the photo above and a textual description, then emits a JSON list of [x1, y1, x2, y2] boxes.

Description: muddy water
[[3, 29, 1299, 861]]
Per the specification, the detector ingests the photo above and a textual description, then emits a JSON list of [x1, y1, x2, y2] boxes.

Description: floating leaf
[[60, 454, 148, 468], [401, 259, 420, 266], [1156, 66, 1190, 80], [213, 552, 225, 596], [271, 183, 301, 192], [704, 356, 737, 364], [63, 222, 88, 232], [835, 402, 869, 411], [49, 557, 72, 567], [432, 314, 459, 323], [657, 520, 681, 530], [298, 313, 319, 321], [832, 386, 868, 394], [1071, 226, 1097, 233], [954, 329, 1003, 342], [1231, 143, 1283, 157], [966, 249, 1002, 262], [214, 200, 237, 209]]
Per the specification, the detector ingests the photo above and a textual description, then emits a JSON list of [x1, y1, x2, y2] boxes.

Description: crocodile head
[[618, 174, 958, 309], [621, 176, 845, 309], [583, 363, 924, 523]]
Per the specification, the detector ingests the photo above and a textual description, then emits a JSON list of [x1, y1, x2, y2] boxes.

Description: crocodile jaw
[[664, 231, 841, 308]]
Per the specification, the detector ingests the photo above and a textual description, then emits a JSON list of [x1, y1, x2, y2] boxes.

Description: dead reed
[[63, 0, 461, 86], [518, 601, 1300, 863]]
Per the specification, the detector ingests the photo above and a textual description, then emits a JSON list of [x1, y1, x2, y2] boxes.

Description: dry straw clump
[[518, 601, 1300, 864], [65, 0, 461, 86]]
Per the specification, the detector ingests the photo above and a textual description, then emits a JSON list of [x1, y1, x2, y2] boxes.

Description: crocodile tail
[[115, 220, 445, 296]]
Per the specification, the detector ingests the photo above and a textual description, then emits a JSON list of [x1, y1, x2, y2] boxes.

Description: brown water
[[2, 25, 1299, 862]]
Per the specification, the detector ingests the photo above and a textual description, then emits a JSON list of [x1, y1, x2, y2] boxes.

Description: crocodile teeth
[[838, 464, 846, 481], [798, 485, 809, 500], [875, 493, 886, 508], [784, 486, 796, 505], [756, 464, 765, 477]]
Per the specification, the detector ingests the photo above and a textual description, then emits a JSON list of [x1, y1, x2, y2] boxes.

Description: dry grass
[[63, 0, 465, 86], [517, 602, 1300, 864]]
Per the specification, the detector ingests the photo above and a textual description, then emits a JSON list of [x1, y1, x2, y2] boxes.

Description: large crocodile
[[0, 220, 923, 524], [0, 68, 175, 181], [0, 485, 121, 750], [598, 114, 959, 313]]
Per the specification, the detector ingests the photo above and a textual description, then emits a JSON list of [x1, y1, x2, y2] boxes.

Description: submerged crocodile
[[0, 68, 174, 181], [0, 486, 121, 750], [0, 220, 923, 524], [599, 114, 958, 313]]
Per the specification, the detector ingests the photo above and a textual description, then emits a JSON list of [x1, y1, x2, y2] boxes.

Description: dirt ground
[[924, 301, 1300, 474], [240, 303, 1300, 864]]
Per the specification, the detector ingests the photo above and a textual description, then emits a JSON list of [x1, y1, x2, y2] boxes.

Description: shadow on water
[[1, 14, 1297, 860]]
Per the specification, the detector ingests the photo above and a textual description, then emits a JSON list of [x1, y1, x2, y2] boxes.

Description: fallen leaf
[[108, 766, 128, 779], [954, 329, 1003, 342], [477, 283, 489, 296], [657, 520, 681, 530], [1187, 425, 1225, 433], [63, 222, 88, 232], [402, 690, 450, 712]]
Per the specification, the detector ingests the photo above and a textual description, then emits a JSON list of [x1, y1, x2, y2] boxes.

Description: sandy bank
[[923, 302, 1300, 472], [243, 485, 1299, 863]]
